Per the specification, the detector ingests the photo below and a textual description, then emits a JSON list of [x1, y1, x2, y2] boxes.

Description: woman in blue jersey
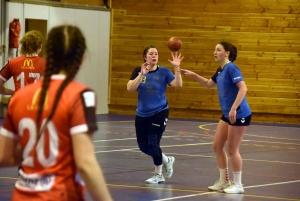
[[127, 45, 184, 184], [181, 41, 251, 194]]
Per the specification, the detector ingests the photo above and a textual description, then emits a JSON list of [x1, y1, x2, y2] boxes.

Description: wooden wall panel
[[110, 0, 300, 124]]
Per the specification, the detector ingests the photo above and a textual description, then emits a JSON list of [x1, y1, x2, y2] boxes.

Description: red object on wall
[[9, 18, 21, 48]]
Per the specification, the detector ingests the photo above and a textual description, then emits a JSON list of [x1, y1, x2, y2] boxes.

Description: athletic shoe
[[164, 156, 175, 179], [145, 173, 165, 184], [208, 179, 231, 191], [223, 182, 244, 194]]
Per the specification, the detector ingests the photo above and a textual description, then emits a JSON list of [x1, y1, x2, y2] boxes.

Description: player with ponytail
[[0, 25, 113, 201], [181, 41, 251, 194]]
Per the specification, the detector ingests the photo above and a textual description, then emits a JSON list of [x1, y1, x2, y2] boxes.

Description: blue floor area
[[0, 114, 300, 201]]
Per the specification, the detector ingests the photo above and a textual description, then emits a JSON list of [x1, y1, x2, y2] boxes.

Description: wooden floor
[[0, 114, 300, 201]]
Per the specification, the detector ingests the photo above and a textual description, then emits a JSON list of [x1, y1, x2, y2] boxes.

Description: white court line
[[94, 147, 139, 153], [129, 150, 215, 158], [94, 138, 300, 164], [93, 136, 183, 142], [95, 120, 300, 140], [96, 128, 300, 146], [94, 135, 300, 146], [244, 180, 300, 189], [153, 180, 300, 201], [128, 150, 300, 165], [153, 191, 217, 201], [95, 137, 300, 146], [94, 132, 300, 146], [242, 139, 300, 146], [97, 120, 134, 123], [94, 138, 137, 142], [245, 134, 300, 142], [195, 129, 300, 142], [94, 142, 213, 153]]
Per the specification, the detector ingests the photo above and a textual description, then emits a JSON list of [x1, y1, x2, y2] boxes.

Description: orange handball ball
[[168, 37, 182, 52]]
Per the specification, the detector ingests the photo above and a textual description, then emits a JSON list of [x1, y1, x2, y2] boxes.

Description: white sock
[[233, 171, 242, 185], [219, 168, 229, 182], [162, 153, 168, 165], [155, 165, 163, 175]]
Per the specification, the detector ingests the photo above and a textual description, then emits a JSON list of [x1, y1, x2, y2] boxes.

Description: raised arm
[[169, 52, 184, 88], [180, 69, 216, 88], [127, 63, 149, 92], [127, 73, 143, 92], [72, 133, 113, 201]]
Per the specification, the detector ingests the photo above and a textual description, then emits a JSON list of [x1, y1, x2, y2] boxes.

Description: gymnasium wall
[[108, 0, 300, 124], [60, 0, 105, 6], [3, 1, 110, 114]]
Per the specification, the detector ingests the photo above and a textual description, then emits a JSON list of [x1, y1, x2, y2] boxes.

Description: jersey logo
[[16, 170, 55, 191], [234, 76, 241, 80], [27, 88, 48, 110], [154, 76, 159, 80], [142, 76, 146, 83], [22, 59, 34, 69], [82, 91, 95, 107], [164, 118, 168, 126]]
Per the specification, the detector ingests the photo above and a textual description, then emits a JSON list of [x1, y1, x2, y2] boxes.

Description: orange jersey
[[0, 75, 98, 201], [0, 56, 46, 91]]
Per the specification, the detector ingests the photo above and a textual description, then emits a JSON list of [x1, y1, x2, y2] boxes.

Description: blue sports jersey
[[211, 62, 251, 119], [129, 66, 175, 117]]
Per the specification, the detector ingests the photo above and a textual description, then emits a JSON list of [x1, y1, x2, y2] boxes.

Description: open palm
[[168, 52, 184, 67]]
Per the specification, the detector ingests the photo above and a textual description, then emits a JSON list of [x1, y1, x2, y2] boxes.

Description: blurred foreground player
[[0, 25, 113, 201]]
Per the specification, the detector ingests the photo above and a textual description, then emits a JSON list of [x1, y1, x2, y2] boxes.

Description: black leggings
[[135, 109, 169, 166]]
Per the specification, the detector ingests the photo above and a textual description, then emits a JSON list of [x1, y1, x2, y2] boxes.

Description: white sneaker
[[164, 156, 175, 179], [223, 182, 244, 194], [208, 180, 231, 191], [145, 174, 165, 184]]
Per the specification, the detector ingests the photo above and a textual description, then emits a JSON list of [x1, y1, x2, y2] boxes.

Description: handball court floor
[[0, 114, 299, 201]]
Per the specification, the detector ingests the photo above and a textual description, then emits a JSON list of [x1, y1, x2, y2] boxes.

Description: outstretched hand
[[168, 52, 184, 68], [180, 69, 195, 76]]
